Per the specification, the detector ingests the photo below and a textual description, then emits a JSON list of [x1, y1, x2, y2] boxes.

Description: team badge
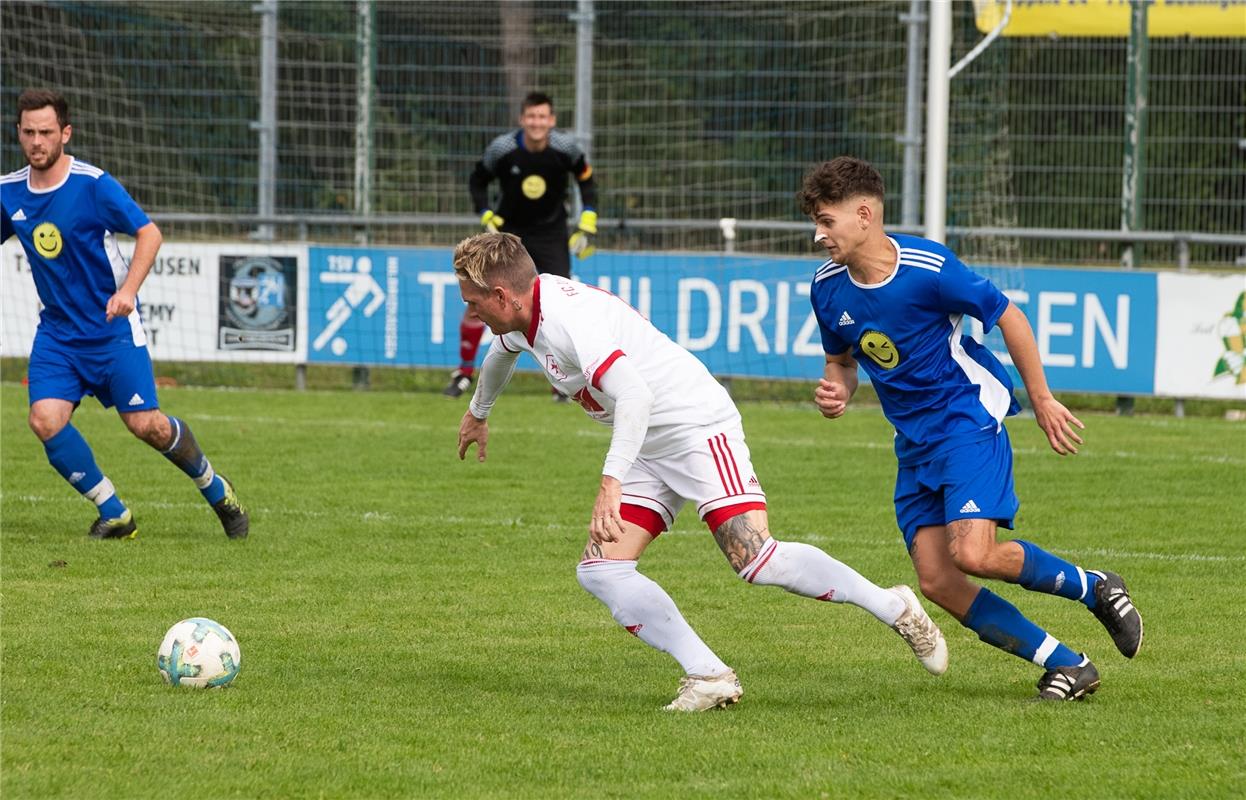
[[545, 354, 567, 380], [859, 329, 900, 370], [522, 175, 547, 199], [33, 222, 63, 259]]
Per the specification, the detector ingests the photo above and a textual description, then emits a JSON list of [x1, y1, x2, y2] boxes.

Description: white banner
[[2, 241, 308, 363], [1154, 272, 1246, 400]]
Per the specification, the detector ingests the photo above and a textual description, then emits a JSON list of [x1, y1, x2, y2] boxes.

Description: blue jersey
[[811, 234, 1020, 466], [2, 157, 150, 345]]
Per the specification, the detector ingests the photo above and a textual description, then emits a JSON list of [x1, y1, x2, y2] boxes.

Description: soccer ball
[[157, 617, 241, 688]]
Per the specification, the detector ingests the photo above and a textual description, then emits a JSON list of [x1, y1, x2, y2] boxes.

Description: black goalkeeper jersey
[[468, 129, 598, 234]]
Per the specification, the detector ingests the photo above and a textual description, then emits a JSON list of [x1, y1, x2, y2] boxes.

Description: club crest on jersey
[[33, 222, 63, 259], [522, 175, 547, 199], [545, 354, 567, 380], [859, 329, 901, 370]]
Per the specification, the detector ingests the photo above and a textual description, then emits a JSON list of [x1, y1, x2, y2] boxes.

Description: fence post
[[252, 0, 278, 242], [1117, 0, 1148, 416], [1120, 0, 1148, 271], [354, 0, 374, 246], [924, 0, 951, 244], [899, 0, 926, 229], [572, 0, 594, 221]]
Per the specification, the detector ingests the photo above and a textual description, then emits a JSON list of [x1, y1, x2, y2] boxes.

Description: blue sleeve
[[937, 254, 1009, 332], [819, 323, 849, 355], [812, 282, 850, 355], [93, 173, 150, 236]]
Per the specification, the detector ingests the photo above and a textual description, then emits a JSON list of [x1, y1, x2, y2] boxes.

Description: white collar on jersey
[[846, 236, 903, 290], [26, 155, 75, 195]]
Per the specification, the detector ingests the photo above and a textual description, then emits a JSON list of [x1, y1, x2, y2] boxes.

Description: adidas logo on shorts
[[959, 499, 982, 514]]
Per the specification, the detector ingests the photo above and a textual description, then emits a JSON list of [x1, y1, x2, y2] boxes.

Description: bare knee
[[948, 546, 991, 577], [121, 410, 171, 448], [949, 540, 1020, 580], [28, 405, 70, 442], [916, 572, 963, 609]]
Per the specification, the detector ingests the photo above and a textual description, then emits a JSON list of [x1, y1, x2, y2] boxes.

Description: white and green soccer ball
[[157, 618, 241, 688]]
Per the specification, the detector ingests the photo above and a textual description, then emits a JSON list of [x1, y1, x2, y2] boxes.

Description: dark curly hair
[[797, 157, 884, 216]]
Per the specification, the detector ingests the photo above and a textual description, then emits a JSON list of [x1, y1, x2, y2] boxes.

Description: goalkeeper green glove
[[480, 210, 504, 233], [568, 210, 598, 259]]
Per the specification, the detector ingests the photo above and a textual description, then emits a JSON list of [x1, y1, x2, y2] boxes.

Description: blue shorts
[[28, 333, 160, 412], [894, 428, 1019, 550]]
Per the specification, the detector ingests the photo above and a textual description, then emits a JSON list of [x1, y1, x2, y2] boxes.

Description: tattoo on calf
[[713, 514, 769, 573]]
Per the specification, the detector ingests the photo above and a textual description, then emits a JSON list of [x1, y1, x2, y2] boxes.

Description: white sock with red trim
[[577, 559, 731, 677], [739, 539, 905, 625]]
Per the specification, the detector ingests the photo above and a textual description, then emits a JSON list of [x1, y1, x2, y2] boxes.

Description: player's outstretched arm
[[997, 303, 1085, 455], [459, 340, 520, 462], [816, 351, 858, 419], [457, 411, 489, 462]]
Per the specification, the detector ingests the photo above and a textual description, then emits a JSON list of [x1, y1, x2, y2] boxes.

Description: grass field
[[1, 380, 1243, 799]]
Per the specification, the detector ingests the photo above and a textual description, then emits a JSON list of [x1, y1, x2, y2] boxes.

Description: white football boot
[[663, 670, 743, 712], [890, 585, 949, 675]]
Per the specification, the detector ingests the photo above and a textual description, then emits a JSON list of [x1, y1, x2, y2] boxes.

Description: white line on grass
[[4, 493, 395, 523], [7, 491, 1238, 564]]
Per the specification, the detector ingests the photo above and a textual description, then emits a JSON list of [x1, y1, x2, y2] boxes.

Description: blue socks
[[43, 425, 128, 520], [962, 587, 1082, 669], [1014, 539, 1100, 609], [161, 416, 226, 505]]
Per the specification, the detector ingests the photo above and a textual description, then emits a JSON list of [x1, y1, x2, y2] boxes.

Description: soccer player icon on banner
[[313, 256, 386, 356]]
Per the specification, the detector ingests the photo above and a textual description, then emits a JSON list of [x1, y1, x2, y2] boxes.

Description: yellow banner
[[973, 0, 1246, 37]]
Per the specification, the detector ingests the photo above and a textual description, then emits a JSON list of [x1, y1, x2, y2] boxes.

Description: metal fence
[[3, 0, 1244, 266]]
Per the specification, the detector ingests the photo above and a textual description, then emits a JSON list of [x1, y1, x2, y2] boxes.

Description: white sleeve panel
[[595, 355, 654, 480], [468, 338, 521, 420]]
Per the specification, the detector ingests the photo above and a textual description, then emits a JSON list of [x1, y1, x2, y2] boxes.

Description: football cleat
[[1088, 570, 1142, 658], [663, 670, 743, 712], [442, 370, 472, 398], [212, 476, 249, 539], [88, 509, 137, 540], [1036, 657, 1100, 701], [890, 585, 949, 675]]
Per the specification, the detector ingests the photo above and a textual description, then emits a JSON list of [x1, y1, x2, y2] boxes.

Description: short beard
[[30, 148, 63, 171]]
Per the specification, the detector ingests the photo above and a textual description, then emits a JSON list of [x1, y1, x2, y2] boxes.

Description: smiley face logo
[[521, 174, 547, 199], [859, 329, 900, 370], [33, 222, 63, 259]]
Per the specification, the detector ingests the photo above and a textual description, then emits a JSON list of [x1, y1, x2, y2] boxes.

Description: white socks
[[739, 539, 905, 625], [577, 559, 730, 677]]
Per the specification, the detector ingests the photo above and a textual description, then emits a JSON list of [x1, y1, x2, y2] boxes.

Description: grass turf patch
[[2, 382, 1243, 798]]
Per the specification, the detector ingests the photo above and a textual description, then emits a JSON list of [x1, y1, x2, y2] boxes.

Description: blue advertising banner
[[308, 247, 456, 365], [998, 268, 1157, 394], [308, 246, 1159, 394]]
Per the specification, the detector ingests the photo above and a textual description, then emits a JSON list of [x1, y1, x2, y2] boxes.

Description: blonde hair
[[452, 232, 538, 291]]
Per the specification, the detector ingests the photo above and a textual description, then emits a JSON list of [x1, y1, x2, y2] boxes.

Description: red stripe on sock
[[744, 540, 778, 584]]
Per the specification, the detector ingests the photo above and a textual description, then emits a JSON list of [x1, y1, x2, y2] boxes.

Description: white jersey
[[496, 274, 740, 457]]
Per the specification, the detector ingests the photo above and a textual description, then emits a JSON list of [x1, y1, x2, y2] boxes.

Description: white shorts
[[620, 424, 767, 536]]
